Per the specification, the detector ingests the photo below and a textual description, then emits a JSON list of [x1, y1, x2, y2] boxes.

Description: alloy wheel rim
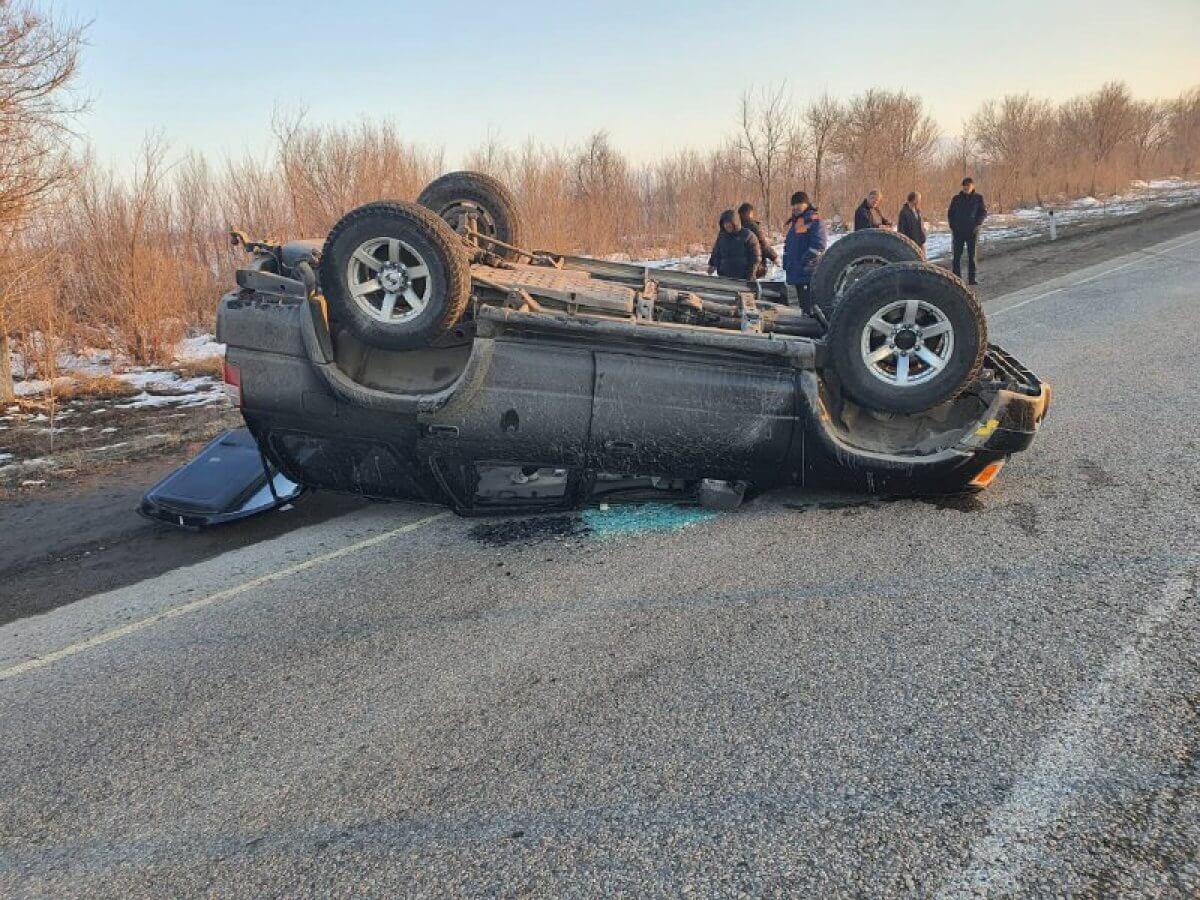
[[859, 297, 955, 387], [345, 237, 432, 324]]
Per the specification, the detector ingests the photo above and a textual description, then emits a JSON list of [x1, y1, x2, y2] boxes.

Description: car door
[[589, 350, 798, 478]]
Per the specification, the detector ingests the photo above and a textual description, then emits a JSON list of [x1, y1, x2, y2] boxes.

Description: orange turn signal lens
[[969, 460, 1005, 489]]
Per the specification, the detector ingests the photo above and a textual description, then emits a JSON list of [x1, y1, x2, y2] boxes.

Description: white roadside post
[[1049, 208, 1057, 241]]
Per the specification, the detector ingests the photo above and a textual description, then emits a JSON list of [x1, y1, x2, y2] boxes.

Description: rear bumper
[[962, 345, 1051, 455]]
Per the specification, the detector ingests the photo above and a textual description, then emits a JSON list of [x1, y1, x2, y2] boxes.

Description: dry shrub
[[274, 113, 443, 235], [57, 138, 188, 365], [53, 373, 138, 400]]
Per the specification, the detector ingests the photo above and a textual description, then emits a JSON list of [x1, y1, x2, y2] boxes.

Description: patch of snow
[[175, 334, 225, 361], [114, 372, 221, 409], [0, 453, 12, 463], [9, 333, 224, 386], [12, 377, 78, 397]]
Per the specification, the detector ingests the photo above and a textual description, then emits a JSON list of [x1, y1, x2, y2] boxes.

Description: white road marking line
[[989, 287, 1063, 318], [990, 232, 1200, 318], [0, 511, 448, 683], [936, 574, 1195, 897]]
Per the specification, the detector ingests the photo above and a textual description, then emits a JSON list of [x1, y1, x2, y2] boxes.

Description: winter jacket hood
[[708, 210, 762, 279], [719, 209, 742, 231]]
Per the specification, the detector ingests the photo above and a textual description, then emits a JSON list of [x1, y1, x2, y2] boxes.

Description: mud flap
[[139, 428, 305, 529]]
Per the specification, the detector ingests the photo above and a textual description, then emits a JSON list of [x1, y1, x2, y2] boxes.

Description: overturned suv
[[142, 171, 1050, 525]]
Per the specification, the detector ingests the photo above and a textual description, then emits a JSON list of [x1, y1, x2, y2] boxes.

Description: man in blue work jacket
[[782, 191, 828, 315]]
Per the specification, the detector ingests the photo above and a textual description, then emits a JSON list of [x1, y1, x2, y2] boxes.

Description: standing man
[[948, 176, 987, 285], [737, 202, 779, 277], [707, 209, 762, 280], [854, 189, 892, 230], [782, 191, 828, 315], [897, 191, 926, 256]]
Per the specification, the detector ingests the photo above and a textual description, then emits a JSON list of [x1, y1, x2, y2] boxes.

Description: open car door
[[140, 428, 305, 529]]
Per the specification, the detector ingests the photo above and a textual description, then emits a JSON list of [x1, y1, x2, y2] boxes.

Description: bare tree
[[950, 127, 977, 179], [1060, 81, 1137, 194], [831, 89, 938, 218], [1167, 86, 1200, 176], [971, 93, 1055, 209], [736, 83, 794, 224], [573, 131, 635, 253], [804, 93, 842, 207], [0, 2, 85, 402], [1126, 100, 1169, 179]]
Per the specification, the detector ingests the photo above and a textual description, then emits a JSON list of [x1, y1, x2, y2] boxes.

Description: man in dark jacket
[[947, 177, 987, 285], [737, 202, 778, 277], [854, 190, 892, 230], [782, 191, 828, 314], [897, 191, 926, 256], [707, 209, 762, 280]]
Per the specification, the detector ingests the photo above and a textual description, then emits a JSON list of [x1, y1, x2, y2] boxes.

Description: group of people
[[854, 177, 988, 284], [705, 192, 827, 312], [706, 177, 989, 307]]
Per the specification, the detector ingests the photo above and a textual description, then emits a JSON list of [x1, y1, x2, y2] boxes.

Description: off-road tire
[[320, 201, 471, 351], [810, 229, 924, 317], [417, 171, 528, 261], [826, 262, 987, 414]]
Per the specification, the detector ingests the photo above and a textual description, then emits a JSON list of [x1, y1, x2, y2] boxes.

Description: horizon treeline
[[2, 4, 1199, 398]]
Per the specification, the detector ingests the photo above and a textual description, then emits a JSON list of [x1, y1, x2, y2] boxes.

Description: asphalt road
[[2, 231, 1199, 897]]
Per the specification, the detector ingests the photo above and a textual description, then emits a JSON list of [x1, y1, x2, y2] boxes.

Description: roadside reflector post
[[1048, 209, 1057, 241]]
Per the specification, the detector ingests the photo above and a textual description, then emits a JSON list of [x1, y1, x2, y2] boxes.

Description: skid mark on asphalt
[[0, 512, 448, 683], [936, 572, 1197, 897]]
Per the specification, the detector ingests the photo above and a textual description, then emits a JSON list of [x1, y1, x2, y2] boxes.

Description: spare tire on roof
[[319, 200, 471, 351], [810, 229, 923, 318], [418, 170, 528, 262], [824, 262, 987, 414]]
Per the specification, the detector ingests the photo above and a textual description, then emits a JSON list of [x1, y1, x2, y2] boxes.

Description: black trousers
[[952, 231, 978, 281], [787, 283, 814, 312]]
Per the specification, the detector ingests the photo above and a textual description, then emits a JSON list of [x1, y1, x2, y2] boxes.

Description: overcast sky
[[63, 0, 1200, 169]]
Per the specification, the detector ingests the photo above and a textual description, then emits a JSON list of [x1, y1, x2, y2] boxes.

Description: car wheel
[[826, 262, 986, 414], [417, 170, 528, 261], [810, 229, 923, 317], [319, 201, 471, 351]]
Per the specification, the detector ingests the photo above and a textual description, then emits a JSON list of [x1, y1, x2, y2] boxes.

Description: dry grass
[[52, 373, 139, 400], [175, 355, 223, 380]]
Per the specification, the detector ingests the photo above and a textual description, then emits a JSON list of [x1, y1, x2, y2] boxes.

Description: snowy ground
[[2, 334, 233, 481], [628, 177, 1200, 277], [8, 334, 226, 403]]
